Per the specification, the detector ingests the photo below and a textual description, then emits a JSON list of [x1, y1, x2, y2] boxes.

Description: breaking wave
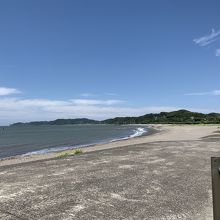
[[23, 127, 148, 156]]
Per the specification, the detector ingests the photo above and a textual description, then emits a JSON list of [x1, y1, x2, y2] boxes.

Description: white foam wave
[[22, 146, 72, 156], [110, 127, 147, 142], [129, 127, 147, 138], [22, 127, 148, 156]]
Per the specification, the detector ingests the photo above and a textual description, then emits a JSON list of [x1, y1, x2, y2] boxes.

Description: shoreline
[[0, 124, 150, 159], [0, 124, 219, 167]]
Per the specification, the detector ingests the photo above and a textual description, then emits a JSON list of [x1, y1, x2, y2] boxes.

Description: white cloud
[[0, 87, 21, 96], [0, 95, 219, 125], [193, 29, 220, 46], [80, 92, 118, 97], [79, 93, 95, 97], [213, 90, 220, 95], [106, 93, 118, 96], [185, 90, 220, 96], [71, 99, 124, 105], [185, 92, 209, 96], [0, 96, 185, 124], [215, 49, 220, 57]]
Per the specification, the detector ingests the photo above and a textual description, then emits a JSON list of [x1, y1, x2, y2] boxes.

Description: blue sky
[[0, 0, 220, 124]]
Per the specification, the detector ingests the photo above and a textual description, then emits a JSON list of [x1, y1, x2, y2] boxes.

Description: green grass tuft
[[57, 148, 83, 158], [74, 149, 83, 154], [57, 152, 70, 158]]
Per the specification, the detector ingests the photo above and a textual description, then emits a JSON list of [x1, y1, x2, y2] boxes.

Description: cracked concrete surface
[[0, 132, 219, 219]]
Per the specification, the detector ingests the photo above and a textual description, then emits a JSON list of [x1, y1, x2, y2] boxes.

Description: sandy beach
[[0, 124, 220, 219], [0, 124, 219, 167]]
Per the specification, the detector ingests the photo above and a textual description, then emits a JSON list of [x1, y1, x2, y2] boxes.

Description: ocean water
[[0, 124, 152, 159]]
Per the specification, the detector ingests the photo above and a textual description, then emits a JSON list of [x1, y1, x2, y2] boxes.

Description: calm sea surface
[[0, 124, 152, 158]]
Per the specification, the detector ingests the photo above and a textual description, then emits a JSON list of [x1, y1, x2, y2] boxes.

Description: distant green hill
[[10, 110, 220, 126], [103, 109, 220, 124], [11, 118, 100, 126]]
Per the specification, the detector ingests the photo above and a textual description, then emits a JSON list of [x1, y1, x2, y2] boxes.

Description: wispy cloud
[[215, 49, 220, 57], [80, 92, 119, 97], [0, 97, 181, 124], [0, 87, 21, 96], [106, 93, 118, 96], [0, 96, 219, 125], [71, 99, 125, 106], [193, 29, 220, 46], [79, 93, 95, 97], [0, 87, 219, 125], [185, 90, 220, 96]]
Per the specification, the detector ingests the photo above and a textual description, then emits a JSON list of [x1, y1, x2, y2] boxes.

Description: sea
[[0, 124, 153, 159]]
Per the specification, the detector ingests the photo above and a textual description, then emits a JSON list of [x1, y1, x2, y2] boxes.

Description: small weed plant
[[57, 148, 83, 158], [74, 149, 83, 154]]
